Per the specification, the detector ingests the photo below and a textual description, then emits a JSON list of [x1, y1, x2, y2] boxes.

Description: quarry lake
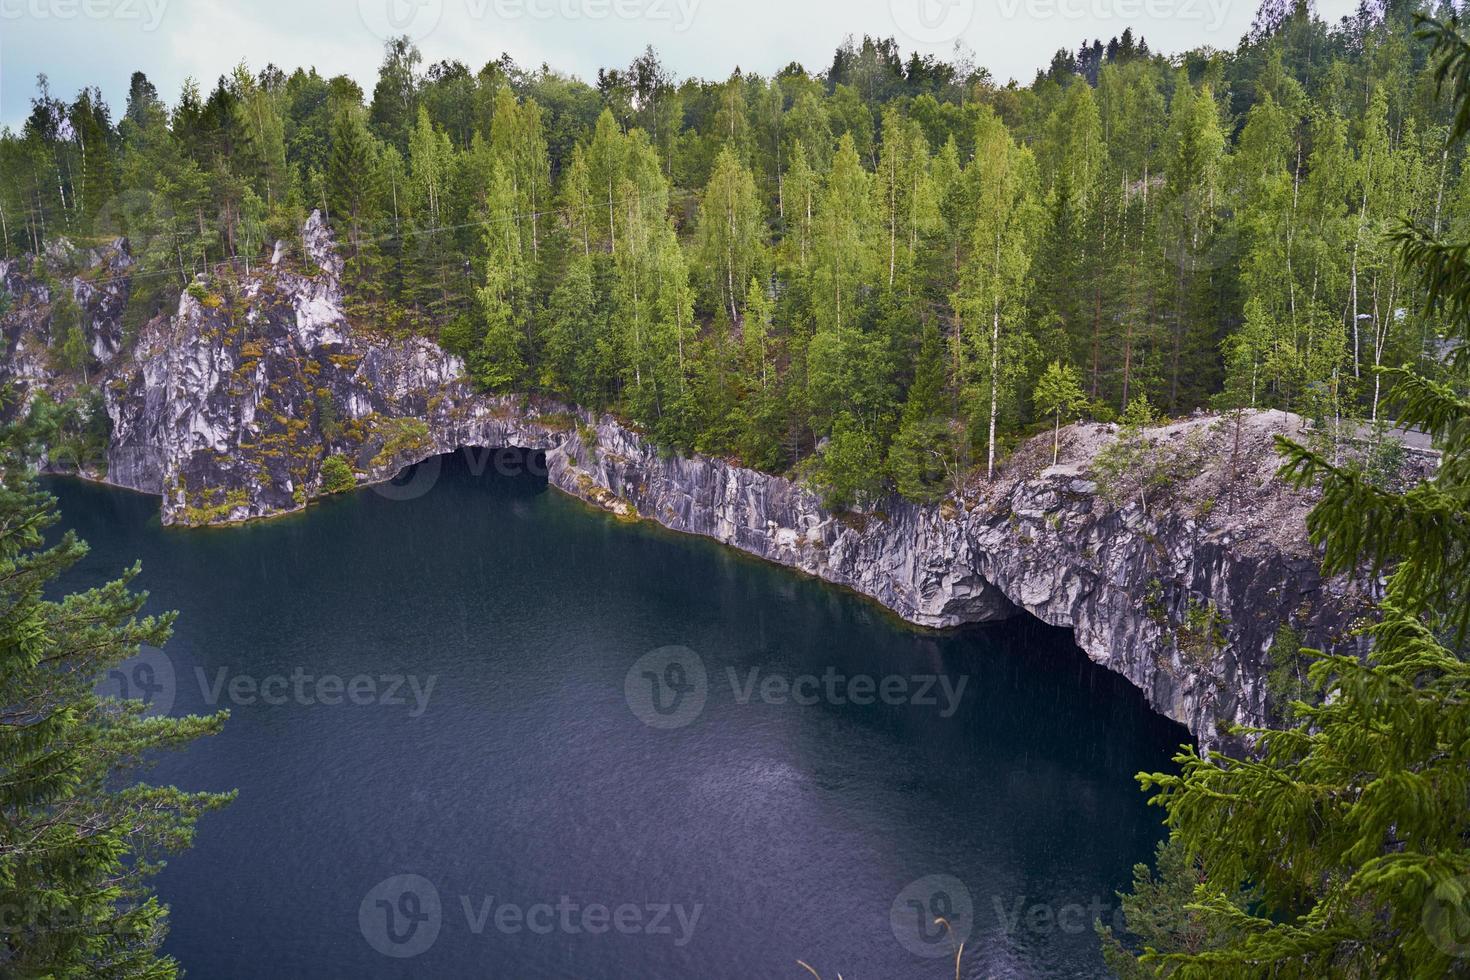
[[47, 451, 1186, 978]]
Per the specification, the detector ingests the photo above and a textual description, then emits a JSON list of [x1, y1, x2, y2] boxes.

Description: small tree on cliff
[[1093, 394, 1164, 512], [1101, 16, 1470, 976], [50, 288, 89, 382], [1033, 360, 1086, 465], [0, 429, 233, 975], [810, 412, 885, 511]]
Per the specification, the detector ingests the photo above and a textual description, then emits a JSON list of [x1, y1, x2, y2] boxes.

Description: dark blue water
[[47, 452, 1186, 978]]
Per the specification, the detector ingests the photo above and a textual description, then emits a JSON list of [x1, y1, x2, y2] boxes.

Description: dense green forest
[[0, 1, 1462, 505], [5, 5, 1470, 977]]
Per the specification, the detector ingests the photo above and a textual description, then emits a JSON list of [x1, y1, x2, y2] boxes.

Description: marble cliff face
[[1, 213, 1379, 746]]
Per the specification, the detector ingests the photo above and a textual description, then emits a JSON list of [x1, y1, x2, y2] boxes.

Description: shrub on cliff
[[320, 454, 355, 494], [1092, 396, 1166, 511], [24, 389, 111, 474], [888, 416, 964, 504], [368, 416, 431, 467], [806, 412, 886, 511]]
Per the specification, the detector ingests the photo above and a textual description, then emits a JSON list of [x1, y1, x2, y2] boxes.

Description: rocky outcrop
[[1, 238, 132, 404], [539, 410, 1370, 745], [0, 214, 1380, 745]]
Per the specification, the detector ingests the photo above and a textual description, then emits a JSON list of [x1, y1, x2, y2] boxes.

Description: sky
[[0, 0, 1363, 129]]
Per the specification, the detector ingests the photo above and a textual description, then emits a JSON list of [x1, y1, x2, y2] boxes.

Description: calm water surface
[[47, 452, 1186, 978]]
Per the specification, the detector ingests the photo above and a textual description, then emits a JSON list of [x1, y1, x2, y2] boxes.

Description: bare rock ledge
[[1, 213, 1375, 747]]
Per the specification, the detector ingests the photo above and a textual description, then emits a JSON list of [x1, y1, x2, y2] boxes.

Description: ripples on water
[[47, 451, 1187, 978]]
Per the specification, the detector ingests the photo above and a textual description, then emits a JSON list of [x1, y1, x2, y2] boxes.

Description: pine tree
[[1038, 81, 1105, 372], [811, 412, 884, 511], [0, 434, 232, 976], [542, 253, 602, 400], [326, 108, 373, 259], [889, 321, 961, 503], [368, 37, 420, 152]]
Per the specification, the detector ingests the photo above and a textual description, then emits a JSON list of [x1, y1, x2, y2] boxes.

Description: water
[[46, 452, 1187, 978]]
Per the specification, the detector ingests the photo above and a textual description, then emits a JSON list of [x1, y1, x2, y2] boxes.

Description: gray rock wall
[[1, 213, 1372, 746]]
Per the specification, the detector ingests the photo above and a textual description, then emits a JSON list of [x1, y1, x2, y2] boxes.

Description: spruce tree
[[1103, 16, 1470, 976], [0, 433, 232, 976]]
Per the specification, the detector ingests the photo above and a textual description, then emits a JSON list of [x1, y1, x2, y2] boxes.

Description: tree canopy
[[6, 6, 1464, 505]]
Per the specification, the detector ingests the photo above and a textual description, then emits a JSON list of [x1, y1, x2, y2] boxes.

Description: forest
[[6, 3, 1470, 976], [0, 2, 1462, 507]]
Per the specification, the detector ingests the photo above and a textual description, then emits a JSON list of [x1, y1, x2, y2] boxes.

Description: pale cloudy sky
[[0, 0, 1361, 128]]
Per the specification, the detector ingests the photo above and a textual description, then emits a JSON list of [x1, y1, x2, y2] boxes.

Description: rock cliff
[[0, 214, 1382, 745]]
